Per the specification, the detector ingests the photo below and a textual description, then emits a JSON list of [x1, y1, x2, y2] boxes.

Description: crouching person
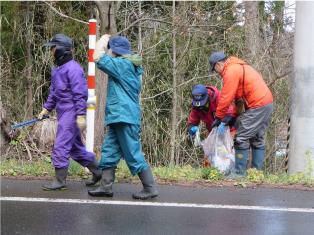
[[187, 84, 236, 140], [88, 35, 158, 200], [39, 34, 101, 190]]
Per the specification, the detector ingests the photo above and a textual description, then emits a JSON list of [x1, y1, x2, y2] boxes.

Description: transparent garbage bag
[[193, 130, 202, 147], [201, 127, 235, 175]]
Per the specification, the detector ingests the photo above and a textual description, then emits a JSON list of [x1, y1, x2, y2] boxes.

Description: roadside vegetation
[[2, 1, 292, 173], [1, 158, 313, 189]]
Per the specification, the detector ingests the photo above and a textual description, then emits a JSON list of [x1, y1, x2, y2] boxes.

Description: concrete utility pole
[[288, 1, 314, 176]]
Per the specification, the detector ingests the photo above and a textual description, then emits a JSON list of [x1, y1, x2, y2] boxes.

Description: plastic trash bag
[[193, 130, 202, 147], [201, 127, 235, 174]]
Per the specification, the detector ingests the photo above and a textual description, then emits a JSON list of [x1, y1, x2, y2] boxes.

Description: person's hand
[[222, 115, 236, 126], [93, 34, 111, 62], [211, 118, 221, 128], [37, 108, 49, 120], [76, 115, 86, 132], [188, 126, 199, 138]]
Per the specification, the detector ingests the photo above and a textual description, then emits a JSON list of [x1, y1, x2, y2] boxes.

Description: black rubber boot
[[85, 161, 102, 186], [42, 168, 68, 191], [133, 166, 159, 200], [88, 168, 115, 197]]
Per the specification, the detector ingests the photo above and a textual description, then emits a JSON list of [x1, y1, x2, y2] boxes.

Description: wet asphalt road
[[1, 179, 314, 235]]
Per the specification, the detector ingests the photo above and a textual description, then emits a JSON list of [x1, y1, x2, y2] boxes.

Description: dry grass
[[32, 117, 57, 150]]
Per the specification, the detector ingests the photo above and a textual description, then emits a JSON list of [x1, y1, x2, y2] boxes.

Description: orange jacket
[[216, 57, 273, 119]]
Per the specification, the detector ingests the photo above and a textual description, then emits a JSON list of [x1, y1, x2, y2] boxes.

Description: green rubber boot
[[252, 147, 265, 170], [228, 149, 249, 179]]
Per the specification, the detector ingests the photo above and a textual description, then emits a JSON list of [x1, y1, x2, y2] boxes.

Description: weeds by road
[[1, 158, 313, 190]]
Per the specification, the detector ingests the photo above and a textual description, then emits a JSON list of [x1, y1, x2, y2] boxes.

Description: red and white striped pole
[[86, 19, 97, 152]]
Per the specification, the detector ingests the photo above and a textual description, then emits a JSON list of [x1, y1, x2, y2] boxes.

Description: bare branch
[[43, 2, 88, 25], [142, 75, 211, 101], [268, 70, 292, 87], [117, 18, 172, 34]]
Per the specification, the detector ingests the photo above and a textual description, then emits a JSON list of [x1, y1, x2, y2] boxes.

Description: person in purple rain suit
[[37, 34, 101, 190]]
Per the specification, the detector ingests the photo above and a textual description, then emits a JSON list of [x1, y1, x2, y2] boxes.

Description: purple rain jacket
[[43, 60, 94, 168]]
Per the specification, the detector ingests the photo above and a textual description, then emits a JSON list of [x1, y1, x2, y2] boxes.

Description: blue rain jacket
[[96, 55, 143, 126]]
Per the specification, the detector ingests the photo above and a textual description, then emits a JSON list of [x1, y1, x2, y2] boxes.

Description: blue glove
[[217, 123, 227, 136], [188, 126, 199, 137]]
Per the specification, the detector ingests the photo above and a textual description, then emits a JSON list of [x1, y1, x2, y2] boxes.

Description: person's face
[[197, 100, 210, 112], [50, 46, 56, 57], [108, 49, 118, 57], [214, 61, 224, 74]]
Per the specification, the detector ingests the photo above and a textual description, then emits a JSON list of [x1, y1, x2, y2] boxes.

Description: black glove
[[211, 118, 221, 128], [222, 115, 236, 126]]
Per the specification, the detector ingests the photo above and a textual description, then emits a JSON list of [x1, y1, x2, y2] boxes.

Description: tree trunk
[[24, 2, 34, 119], [94, 1, 118, 155], [270, 1, 285, 60], [270, 1, 284, 55], [0, 101, 9, 155], [0, 101, 19, 157], [170, 0, 177, 165], [244, 1, 260, 66], [138, 0, 142, 54]]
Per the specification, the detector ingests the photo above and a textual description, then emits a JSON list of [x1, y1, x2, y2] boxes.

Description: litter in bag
[[201, 127, 235, 174]]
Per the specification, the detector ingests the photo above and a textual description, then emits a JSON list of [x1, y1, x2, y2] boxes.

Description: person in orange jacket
[[209, 51, 273, 177]]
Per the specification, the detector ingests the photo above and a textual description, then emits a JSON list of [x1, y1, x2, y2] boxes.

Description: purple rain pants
[[52, 107, 95, 169]]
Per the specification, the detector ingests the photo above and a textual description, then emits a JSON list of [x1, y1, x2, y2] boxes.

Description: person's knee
[[250, 137, 265, 149], [234, 137, 250, 150]]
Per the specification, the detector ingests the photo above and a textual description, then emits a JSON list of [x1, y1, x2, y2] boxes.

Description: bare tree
[[169, 0, 178, 165], [23, 2, 34, 119], [93, 1, 120, 155], [245, 1, 261, 66]]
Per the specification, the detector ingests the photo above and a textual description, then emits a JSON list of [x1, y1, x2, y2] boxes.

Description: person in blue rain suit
[[88, 34, 158, 200], [38, 34, 101, 190]]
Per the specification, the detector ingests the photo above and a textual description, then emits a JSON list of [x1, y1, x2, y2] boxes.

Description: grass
[[1, 158, 313, 187], [0, 158, 86, 177]]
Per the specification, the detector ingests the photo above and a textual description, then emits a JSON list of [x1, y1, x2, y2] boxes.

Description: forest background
[[1, 1, 293, 175]]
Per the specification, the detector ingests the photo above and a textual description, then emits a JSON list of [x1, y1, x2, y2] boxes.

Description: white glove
[[93, 34, 111, 62], [76, 115, 86, 132]]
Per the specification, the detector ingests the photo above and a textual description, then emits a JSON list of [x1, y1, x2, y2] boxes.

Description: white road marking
[[1, 196, 314, 213]]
